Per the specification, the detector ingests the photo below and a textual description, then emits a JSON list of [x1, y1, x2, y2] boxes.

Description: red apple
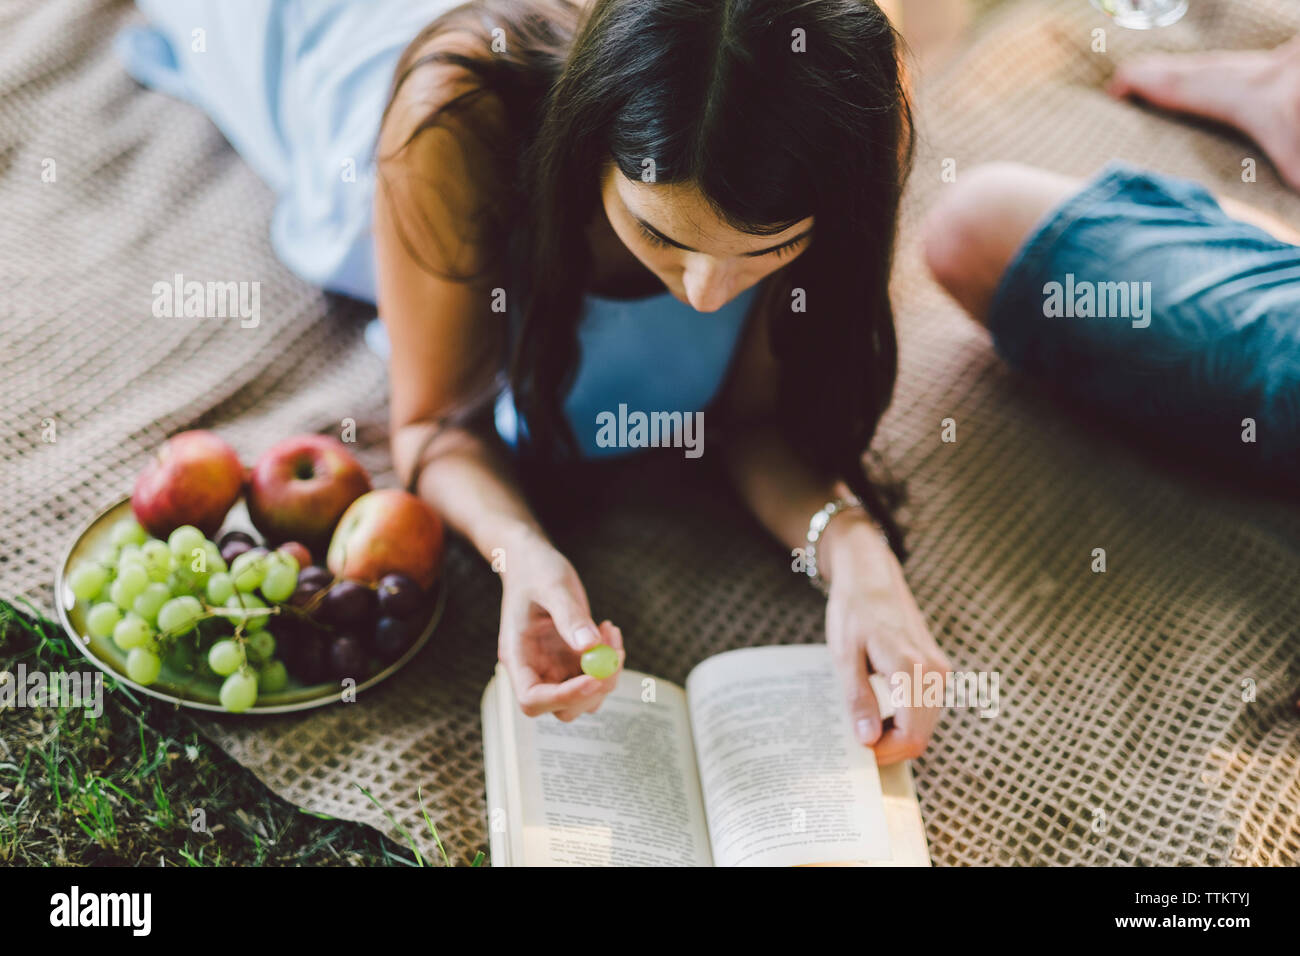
[[132, 430, 244, 538], [327, 489, 443, 590], [246, 435, 371, 552]]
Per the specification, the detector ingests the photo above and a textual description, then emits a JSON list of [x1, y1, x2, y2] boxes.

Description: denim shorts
[[988, 161, 1300, 482]]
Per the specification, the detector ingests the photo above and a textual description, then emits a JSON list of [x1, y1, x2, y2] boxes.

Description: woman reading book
[[116, 0, 951, 763]]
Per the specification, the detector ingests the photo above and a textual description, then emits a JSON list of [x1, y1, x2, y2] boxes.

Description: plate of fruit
[[54, 430, 447, 714]]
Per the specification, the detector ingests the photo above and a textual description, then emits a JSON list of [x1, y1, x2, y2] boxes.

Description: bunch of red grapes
[[217, 531, 434, 685]]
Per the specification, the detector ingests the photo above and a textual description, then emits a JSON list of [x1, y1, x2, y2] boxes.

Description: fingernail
[[574, 625, 599, 649], [856, 718, 878, 744]]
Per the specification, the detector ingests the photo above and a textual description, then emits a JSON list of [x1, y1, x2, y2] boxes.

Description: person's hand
[[821, 512, 950, 764], [497, 529, 624, 722]]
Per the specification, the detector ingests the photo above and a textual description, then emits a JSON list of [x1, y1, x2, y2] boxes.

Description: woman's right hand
[[497, 530, 625, 722]]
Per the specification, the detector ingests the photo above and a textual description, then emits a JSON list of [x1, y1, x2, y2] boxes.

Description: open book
[[481, 644, 931, 866]]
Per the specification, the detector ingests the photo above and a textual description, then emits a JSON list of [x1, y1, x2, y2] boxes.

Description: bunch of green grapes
[[67, 518, 300, 713]]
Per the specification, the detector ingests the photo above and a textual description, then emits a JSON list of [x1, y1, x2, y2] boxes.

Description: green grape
[[68, 562, 109, 602], [86, 602, 122, 639], [93, 544, 120, 571], [111, 517, 148, 549], [259, 553, 299, 603], [183, 545, 213, 584], [224, 593, 269, 632], [141, 539, 172, 578], [109, 578, 137, 611], [112, 613, 154, 651], [167, 525, 205, 560], [208, 638, 245, 677], [132, 582, 171, 625], [157, 595, 203, 635], [219, 668, 259, 713], [116, 550, 146, 579], [125, 647, 162, 685], [580, 643, 619, 680], [117, 544, 145, 568], [206, 571, 235, 605], [203, 541, 227, 574], [246, 630, 276, 664], [168, 563, 202, 595], [116, 563, 149, 599], [258, 660, 289, 694], [230, 550, 267, 592]]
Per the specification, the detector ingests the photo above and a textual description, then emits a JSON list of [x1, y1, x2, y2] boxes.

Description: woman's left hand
[[822, 512, 952, 765]]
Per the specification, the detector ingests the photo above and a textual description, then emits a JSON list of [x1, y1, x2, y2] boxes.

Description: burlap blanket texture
[[2, 0, 1297, 865]]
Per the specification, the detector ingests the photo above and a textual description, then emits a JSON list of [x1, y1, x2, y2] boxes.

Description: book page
[[496, 665, 714, 867], [870, 761, 932, 868], [481, 675, 523, 867], [685, 645, 894, 867]]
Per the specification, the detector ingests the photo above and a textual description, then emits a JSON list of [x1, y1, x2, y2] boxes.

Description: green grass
[[0, 597, 478, 866]]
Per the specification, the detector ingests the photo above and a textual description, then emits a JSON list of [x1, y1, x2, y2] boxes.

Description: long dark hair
[[380, 0, 914, 559]]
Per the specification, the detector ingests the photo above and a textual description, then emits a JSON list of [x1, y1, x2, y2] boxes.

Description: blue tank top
[[494, 283, 760, 457]]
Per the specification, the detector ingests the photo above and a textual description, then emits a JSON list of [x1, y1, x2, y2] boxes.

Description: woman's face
[[598, 162, 813, 313]]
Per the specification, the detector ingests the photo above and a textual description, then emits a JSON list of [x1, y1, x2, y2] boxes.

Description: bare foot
[[1108, 39, 1300, 191]]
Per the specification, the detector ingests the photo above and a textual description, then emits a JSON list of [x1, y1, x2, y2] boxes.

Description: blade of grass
[[99, 777, 143, 806], [354, 784, 424, 867], [416, 785, 450, 866]]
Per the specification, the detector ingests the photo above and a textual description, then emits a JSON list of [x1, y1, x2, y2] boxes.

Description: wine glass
[[1090, 0, 1188, 29]]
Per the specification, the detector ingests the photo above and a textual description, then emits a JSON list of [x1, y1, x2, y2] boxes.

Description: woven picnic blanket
[[2, 0, 1297, 865]]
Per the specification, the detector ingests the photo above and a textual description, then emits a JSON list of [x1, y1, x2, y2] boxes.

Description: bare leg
[[923, 162, 1300, 325], [1108, 37, 1300, 192], [922, 163, 1081, 325], [1216, 196, 1300, 247]]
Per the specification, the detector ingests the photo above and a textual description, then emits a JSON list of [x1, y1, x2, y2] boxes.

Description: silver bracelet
[[804, 495, 869, 595]]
